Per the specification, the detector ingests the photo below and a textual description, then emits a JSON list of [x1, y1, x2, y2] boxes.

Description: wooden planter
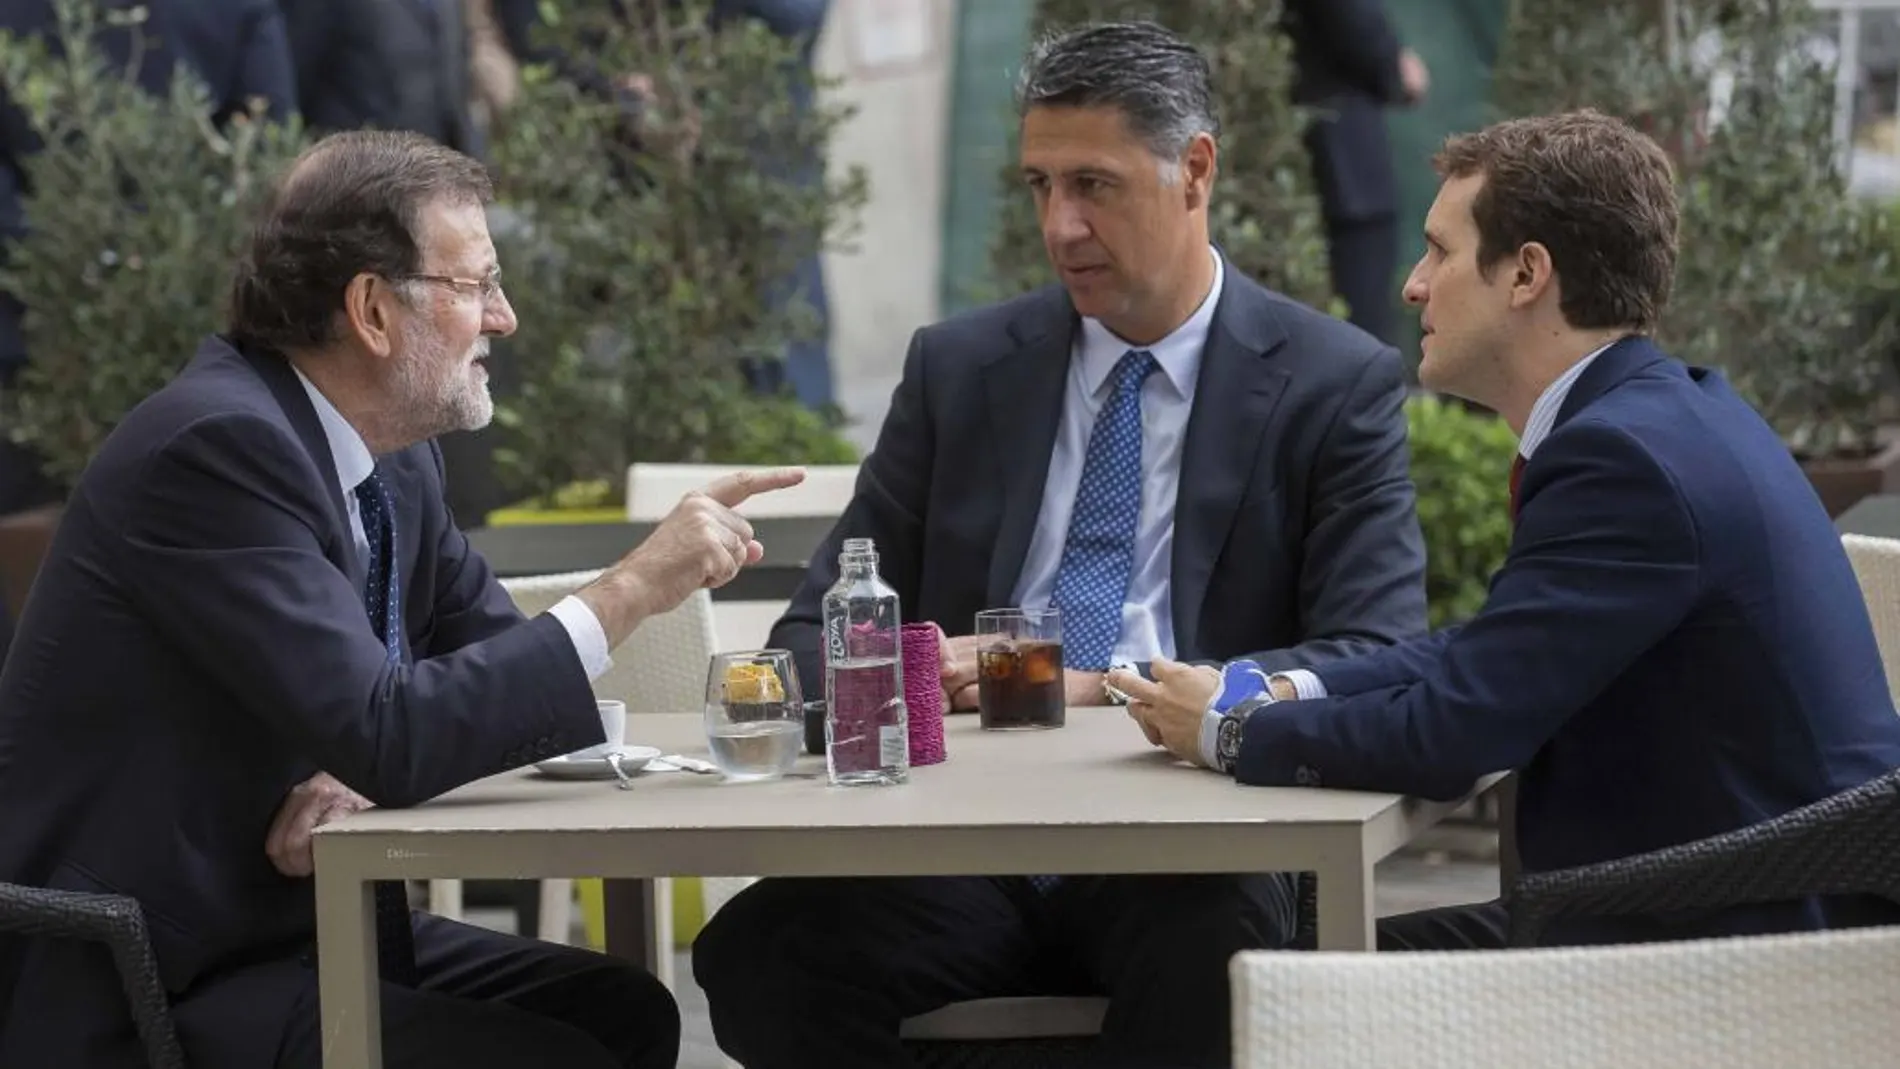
[[1801, 436, 1900, 519], [0, 505, 61, 620]]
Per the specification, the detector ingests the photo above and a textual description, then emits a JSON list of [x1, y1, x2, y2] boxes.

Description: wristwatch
[[1214, 691, 1276, 774]]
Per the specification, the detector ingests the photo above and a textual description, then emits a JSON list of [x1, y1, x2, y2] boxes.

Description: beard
[[394, 318, 493, 439]]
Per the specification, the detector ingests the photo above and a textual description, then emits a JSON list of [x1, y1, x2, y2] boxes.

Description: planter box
[[1801, 436, 1900, 519]]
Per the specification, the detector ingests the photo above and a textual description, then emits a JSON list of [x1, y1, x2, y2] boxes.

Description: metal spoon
[[604, 751, 637, 790]]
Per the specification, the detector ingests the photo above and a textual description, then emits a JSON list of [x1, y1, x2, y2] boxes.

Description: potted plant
[[983, 0, 1336, 313], [0, 0, 304, 606], [1495, 0, 1900, 516], [1406, 394, 1519, 628], [486, 0, 868, 524]]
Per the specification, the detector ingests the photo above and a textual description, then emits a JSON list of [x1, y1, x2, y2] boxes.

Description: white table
[[314, 708, 1478, 1068]]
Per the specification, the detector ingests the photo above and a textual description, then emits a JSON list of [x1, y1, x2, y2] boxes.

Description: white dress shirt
[[1203, 341, 1620, 768], [1012, 247, 1225, 666], [292, 369, 613, 680]]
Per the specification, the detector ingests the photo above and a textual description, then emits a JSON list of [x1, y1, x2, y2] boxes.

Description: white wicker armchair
[[1842, 533, 1900, 701], [429, 573, 723, 989], [1231, 926, 1900, 1069]]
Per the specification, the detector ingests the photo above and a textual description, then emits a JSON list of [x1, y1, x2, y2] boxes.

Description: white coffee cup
[[571, 699, 627, 760]]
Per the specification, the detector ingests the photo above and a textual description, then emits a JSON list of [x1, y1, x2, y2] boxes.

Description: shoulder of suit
[[1223, 269, 1398, 372]]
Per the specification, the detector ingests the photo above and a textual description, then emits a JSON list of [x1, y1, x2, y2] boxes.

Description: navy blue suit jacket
[[0, 337, 605, 1067], [1231, 338, 1900, 943], [768, 258, 1429, 695]]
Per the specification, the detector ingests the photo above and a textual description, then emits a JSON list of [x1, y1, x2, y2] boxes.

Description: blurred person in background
[[1282, 0, 1428, 346]]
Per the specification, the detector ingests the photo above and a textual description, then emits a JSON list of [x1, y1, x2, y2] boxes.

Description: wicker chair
[[0, 882, 186, 1068], [1842, 532, 1900, 699], [429, 575, 724, 990], [1232, 925, 1900, 1069], [895, 872, 1317, 1067], [1506, 765, 1900, 947]]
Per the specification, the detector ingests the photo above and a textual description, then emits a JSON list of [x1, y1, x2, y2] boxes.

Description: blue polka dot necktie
[[1030, 350, 1156, 897], [354, 469, 419, 985], [1050, 349, 1159, 672]]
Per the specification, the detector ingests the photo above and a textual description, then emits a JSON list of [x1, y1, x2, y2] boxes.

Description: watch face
[[1218, 716, 1243, 762]]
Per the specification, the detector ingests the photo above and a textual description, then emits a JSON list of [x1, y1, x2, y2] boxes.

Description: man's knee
[[692, 884, 787, 997], [1133, 874, 1300, 967], [587, 960, 681, 1069]]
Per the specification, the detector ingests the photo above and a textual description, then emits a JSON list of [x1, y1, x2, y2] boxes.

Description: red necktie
[[1509, 454, 1526, 522]]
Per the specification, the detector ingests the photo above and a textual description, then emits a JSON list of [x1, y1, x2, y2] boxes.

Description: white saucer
[[532, 745, 663, 780]]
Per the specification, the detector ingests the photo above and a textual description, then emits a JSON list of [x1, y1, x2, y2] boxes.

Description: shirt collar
[[1518, 339, 1619, 460], [1076, 245, 1224, 399], [292, 366, 376, 495]]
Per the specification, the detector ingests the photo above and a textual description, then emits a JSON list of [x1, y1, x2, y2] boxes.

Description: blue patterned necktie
[[1029, 350, 1157, 898], [1050, 349, 1159, 672], [354, 469, 419, 985]]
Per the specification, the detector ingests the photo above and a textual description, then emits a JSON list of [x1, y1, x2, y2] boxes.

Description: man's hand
[[1399, 47, 1431, 103], [939, 629, 986, 710], [581, 468, 806, 647], [1107, 657, 1221, 766], [266, 772, 370, 878], [938, 628, 1105, 713]]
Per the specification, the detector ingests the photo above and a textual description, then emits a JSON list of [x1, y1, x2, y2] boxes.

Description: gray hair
[[1015, 21, 1219, 177]]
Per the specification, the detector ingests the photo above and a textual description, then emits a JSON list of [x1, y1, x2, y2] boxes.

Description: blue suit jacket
[[1232, 338, 1900, 943], [768, 257, 1429, 695], [0, 337, 605, 1067]]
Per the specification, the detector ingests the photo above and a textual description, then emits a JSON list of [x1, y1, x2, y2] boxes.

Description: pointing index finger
[[701, 467, 807, 509]]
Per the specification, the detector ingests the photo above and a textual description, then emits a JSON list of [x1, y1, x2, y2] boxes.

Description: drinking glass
[[974, 608, 1065, 730], [704, 650, 805, 781]]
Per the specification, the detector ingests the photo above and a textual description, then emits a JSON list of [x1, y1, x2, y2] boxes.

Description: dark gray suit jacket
[[770, 257, 1429, 693], [0, 336, 602, 1067], [281, 0, 479, 155]]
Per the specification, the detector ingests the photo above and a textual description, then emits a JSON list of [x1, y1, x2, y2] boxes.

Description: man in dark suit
[[1116, 109, 1900, 949], [691, 22, 1427, 1069], [1281, 0, 1428, 345], [280, 0, 481, 155], [0, 0, 297, 656], [0, 129, 804, 1068]]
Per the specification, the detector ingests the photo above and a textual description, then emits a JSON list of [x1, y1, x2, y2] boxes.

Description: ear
[[1182, 131, 1217, 211], [1508, 241, 1557, 311], [341, 273, 401, 359]]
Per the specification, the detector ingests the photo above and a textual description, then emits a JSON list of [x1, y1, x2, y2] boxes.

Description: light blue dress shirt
[[1011, 247, 1225, 666]]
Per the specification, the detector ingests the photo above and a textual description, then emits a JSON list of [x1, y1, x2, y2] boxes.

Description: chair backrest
[[625, 462, 860, 521], [1842, 533, 1900, 702], [500, 571, 719, 715], [1231, 926, 1900, 1069]]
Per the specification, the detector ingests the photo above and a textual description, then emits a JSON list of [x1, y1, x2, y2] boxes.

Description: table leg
[[315, 865, 382, 1069], [603, 877, 662, 976], [1314, 840, 1376, 951]]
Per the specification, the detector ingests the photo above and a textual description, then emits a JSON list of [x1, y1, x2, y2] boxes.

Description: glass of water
[[704, 650, 805, 781]]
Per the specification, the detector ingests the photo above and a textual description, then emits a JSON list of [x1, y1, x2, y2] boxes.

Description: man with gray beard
[[0, 129, 805, 1069]]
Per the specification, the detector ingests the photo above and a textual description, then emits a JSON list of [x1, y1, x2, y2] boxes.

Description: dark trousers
[[1377, 899, 1511, 951], [274, 913, 680, 1069], [692, 872, 1300, 1069], [1325, 215, 1402, 348]]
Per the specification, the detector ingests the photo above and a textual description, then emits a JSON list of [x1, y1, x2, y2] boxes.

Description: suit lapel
[[984, 288, 1079, 605], [1170, 268, 1291, 658], [239, 339, 367, 590]]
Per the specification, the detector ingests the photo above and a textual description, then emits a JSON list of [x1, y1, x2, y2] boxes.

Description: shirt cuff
[[1199, 707, 1225, 770], [548, 595, 614, 682], [1274, 669, 1328, 700]]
